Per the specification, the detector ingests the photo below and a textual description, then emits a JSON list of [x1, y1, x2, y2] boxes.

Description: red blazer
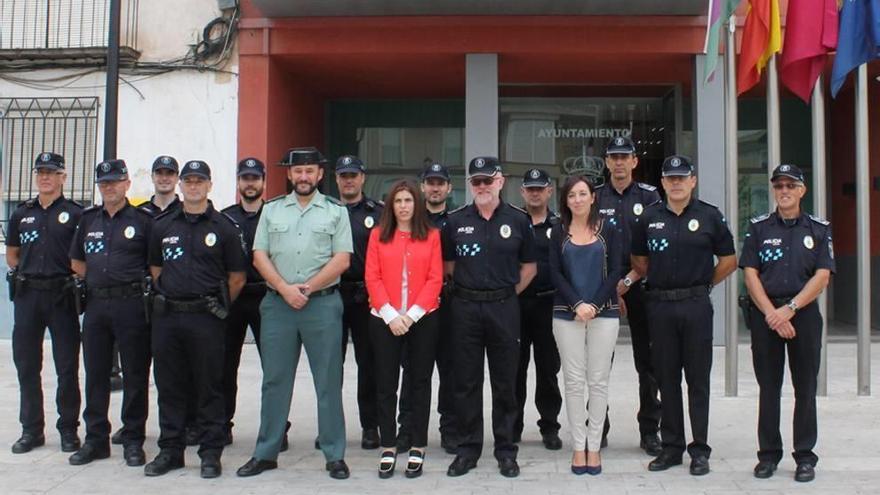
[[365, 227, 442, 315]]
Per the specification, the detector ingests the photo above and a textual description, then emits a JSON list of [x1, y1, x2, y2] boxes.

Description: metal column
[[724, 16, 739, 397], [811, 77, 829, 396], [766, 55, 781, 209], [855, 65, 871, 396], [103, 0, 122, 160]]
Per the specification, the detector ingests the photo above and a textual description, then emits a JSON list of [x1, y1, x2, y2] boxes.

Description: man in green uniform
[[236, 147, 354, 480]]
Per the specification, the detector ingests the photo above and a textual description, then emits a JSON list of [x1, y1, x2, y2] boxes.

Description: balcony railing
[[0, 0, 139, 52]]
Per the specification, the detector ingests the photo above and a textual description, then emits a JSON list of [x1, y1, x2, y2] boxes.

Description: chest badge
[[546, 228, 552, 239], [58, 211, 70, 224], [205, 232, 217, 247], [633, 203, 643, 216], [803, 235, 814, 249], [500, 224, 512, 239], [688, 219, 699, 232], [124, 226, 135, 239], [364, 216, 375, 229]]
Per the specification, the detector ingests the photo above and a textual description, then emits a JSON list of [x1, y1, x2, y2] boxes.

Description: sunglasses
[[772, 182, 802, 190], [470, 176, 495, 187]]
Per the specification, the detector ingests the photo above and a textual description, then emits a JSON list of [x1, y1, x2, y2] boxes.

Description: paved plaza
[[0, 339, 878, 494]]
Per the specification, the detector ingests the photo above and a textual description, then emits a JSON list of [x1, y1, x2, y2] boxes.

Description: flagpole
[[724, 14, 739, 398], [766, 54, 781, 210], [811, 76, 829, 396], [855, 64, 871, 396]]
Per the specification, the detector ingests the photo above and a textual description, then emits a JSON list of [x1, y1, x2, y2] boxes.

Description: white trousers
[[552, 316, 619, 452]]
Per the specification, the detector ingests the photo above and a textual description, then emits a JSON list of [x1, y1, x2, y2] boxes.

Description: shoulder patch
[[750, 212, 772, 224], [808, 214, 830, 226], [637, 182, 657, 192]]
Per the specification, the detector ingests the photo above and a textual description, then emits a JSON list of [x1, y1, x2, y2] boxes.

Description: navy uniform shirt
[[341, 196, 383, 283], [69, 202, 153, 288], [595, 181, 661, 270], [137, 195, 181, 217], [428, 209, 449, 230], [521, 210, 559, 294], [148, 203, 247, 299], [5, 196, 82, 278], [442, 201, 537, 290], [739, 212, 835, 298], [221, 202, 264, 284], [631, 198, 736, 290]]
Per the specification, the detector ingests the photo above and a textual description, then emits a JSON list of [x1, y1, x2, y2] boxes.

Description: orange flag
[[780, 0, 839, 102], [737, 0, 782, 95]]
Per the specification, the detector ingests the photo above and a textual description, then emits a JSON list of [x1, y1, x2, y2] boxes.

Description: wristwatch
[[786, 300, 799, 313], [622, 277, 633, 288]]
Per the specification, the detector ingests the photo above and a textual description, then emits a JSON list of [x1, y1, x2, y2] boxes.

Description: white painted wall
[[0, 0, 239, 208]]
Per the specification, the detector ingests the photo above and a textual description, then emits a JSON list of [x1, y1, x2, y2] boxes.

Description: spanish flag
[[737, 0, 782, 95]]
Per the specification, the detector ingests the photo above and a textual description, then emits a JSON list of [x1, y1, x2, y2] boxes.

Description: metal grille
[[1, 97, 98, 231], [0, 0, 139, 50]]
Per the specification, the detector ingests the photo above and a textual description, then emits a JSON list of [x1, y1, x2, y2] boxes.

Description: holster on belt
[[153, 293, 168, 315], [738, 294, 752, 330], [71, 277, 86, 315], [6, 269, 19, 301], [141, 276, 153, 324]]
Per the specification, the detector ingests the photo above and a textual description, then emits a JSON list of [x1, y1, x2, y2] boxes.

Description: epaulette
[[265, 194, 285, 204], [20, 198, 37, 208], [508, 204, 529, 217], [750, 212, 772, 224], [220, 204, 237, 214], [134, 206, 154, 219], [66, 198, 83, 208], [81, 205, 101, 215], [548, 211, 561, 225], [448, 204, 468, 215], [365, 198, 380, 210], [153, 208, 176, 222], [637, 182, 657, 192], [808, 214, 830, 226], [221, 211, 241, 227], [325, 196, 343, 206], [697, 199, 721, 210]]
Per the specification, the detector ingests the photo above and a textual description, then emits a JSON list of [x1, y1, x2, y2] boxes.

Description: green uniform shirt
[[253, 190, 353, 287]]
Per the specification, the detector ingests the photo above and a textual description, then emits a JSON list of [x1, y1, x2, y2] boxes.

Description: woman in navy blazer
[[365, 179, 443, 479]]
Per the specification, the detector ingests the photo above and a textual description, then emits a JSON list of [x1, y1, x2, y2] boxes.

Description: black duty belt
[[520, 288, 557, 298], [268, 285, 338, 298], [88, 282, 142, 299], [453, 286, 516, 302], [646, 285, 710, 301], [164, 297, 210, 313], [20, 276, 69, 291]]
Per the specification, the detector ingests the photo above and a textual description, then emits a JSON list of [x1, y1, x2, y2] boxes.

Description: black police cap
[[522, 168, 551, 187], [422, 162, 450, 181], [661, 155, 694, 177], [152, 155, 179, 173], [468, 156, 501, 177], [180, 160, 211, 180], [280, 147, 327, 166], [335, 155, 366, 174], [606, 136, 636, 155], [95, 159, 129, 183], [771, 164, 805, 183], [237, 157, 265, 177], [34, 152, 65, 171]]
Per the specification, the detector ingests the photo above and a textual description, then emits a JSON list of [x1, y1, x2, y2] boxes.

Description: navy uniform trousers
[[12, 287, 81, 435]]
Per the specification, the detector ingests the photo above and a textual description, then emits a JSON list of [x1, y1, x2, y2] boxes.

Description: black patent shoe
[[498, 458, 520, 478], [378, 449, 397, 479], [447, 456, 477, 477], [640, 433, 662, 456], [236, 457, 278, 477], [201, 456, 222, 479], [541, 432, 563, 450], [753, 461, 777, 479], [361, 429, 380, 450], [144, 451, 185, 477], [60, 430, 81, 453], [68, 443, 110, 465], [326, 459, 350, 479], [648, 452, 683, 472], [405, 449, 425, 479], [794, 463, 815, 482], [11, 433, 45, 454], [124, 445, 146, 467]]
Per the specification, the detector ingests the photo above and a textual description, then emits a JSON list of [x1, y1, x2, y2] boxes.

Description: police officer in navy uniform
[[513, 168, 563, 450], [443, 156, 537, 478], [630, 155, 736, 476], [596, 136, 663, 455], [220, 157, 268, 447], [144, 160, 247, 478], [335, 154, 383, 450], [137, 155, 182, 216], [740, 164, 834, 483], [6, 152, 83, 454], [68, 159, 153, 467], [419, 162, 458, 452]]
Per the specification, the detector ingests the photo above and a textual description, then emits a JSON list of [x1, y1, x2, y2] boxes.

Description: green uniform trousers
[[252, 290, 346, 462]]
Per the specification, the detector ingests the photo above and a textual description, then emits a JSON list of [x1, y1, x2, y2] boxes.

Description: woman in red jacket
[[365, 179, 443, 479]]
